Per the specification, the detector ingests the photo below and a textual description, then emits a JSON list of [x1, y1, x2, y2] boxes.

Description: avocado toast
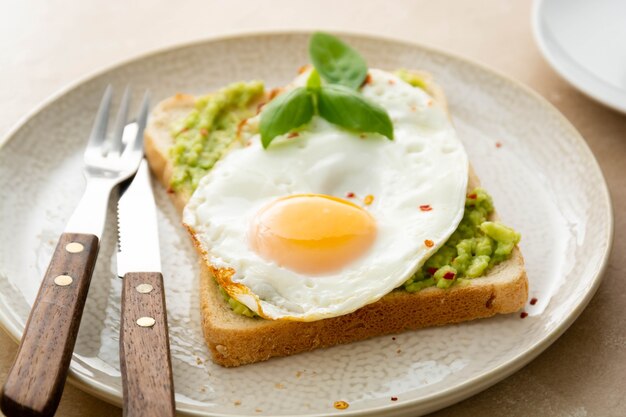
[[144, 35, 527, 367]]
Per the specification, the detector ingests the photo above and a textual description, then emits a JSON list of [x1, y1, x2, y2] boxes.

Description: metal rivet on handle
[[54, 275, 73, 286], [65, 242, 84, 253], [136, 317, 156, 328], [136, 283, 154, 294]]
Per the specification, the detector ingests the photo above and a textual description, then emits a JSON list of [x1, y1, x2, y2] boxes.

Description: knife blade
[[117, 159, 161, 277], [116, 159, 175, 417]]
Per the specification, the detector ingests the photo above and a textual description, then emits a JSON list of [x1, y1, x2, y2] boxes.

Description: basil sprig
[[318, 85, 393, 140], [259, 87, 314, 149], [309, 32, 368, 89], [260, 32, 394, 149]]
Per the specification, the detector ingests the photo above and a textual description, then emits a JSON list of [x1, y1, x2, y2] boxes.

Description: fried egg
[[183, 69, 468, 321]]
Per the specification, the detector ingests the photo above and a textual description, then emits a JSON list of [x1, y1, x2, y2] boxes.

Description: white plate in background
[[533, 0, 626, 113]]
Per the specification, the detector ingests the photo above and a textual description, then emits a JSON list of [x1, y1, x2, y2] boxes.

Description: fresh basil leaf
[[306, 69, 321, 91], [260, 87, 314, 149], [309, 32, 368, 90], [317, 84, 394, 140]]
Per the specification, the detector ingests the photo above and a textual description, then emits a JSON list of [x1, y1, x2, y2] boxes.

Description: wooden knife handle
[[120, 272, 175, 417], [1, 233, 99, 417]]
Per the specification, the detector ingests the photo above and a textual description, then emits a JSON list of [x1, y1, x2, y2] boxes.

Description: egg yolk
[[249, 194, 377, 274]]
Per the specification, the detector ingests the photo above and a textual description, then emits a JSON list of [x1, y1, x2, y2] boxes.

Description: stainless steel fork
[[0, 86, 149, 417]]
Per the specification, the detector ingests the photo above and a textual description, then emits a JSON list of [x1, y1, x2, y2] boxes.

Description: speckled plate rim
[[0, 30, 614, 417]]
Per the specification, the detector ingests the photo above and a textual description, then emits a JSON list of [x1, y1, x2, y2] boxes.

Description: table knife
[[117, 159, 175, 417]]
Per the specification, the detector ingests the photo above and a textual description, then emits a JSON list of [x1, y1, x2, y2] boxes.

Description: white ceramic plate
[[533, 0, 626, 113], [0, 32, 613, 417]]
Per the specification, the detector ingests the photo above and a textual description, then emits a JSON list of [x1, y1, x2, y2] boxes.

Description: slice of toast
[[145, 72, 528, 367]]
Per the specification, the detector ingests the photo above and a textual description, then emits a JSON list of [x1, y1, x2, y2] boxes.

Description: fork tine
[[87, 85, 112, 150], [135, 90, 150, 135], [109, 85, 131, 154], [123, 90, 151, 158]]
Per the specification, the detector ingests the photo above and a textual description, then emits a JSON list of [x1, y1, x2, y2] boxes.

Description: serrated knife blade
[[116, 158, 161, 277]]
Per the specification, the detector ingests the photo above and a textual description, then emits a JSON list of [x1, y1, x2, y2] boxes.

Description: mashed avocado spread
[[395, 69, 429, 90], [171, 76, 520, 318], [169, 81, 264, 193], [402, 188, 520, 292]]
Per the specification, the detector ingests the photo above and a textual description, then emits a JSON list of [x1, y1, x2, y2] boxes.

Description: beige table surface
[[1, 0, 624, 416]]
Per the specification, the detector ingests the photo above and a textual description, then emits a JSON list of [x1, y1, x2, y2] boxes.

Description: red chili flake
[[495, 142, 502, 148], [287, 132, 299, 139], [346, 192, 355, 198], [520, 312, 528, 319], [256, 102, 266, 114], [467, 193, 477, 199], [388, 79, 396, 85], [530, 297, 538, 305], [361, 73, 373, 87], [200, 128, 208, 137], [181, 126, 189, 133], [166, 187, 175, 194], [427, 267, 438, 275], [424, 239, 434, 248], [298, 64, 310, 74], [443, 271, 455, 280], [391, 397, 398, 401], [419, 204, 432, 212]]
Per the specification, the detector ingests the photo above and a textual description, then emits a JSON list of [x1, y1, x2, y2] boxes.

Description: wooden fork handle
[[1, 233, 99, 417], [120, 272, 175, 417]]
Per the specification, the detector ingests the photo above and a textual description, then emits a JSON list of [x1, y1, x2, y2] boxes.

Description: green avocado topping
[[217, 286, 256, 318], [169, 81, 265, 193], [394, 69, 429, 90], [403, 188, 521, 293]]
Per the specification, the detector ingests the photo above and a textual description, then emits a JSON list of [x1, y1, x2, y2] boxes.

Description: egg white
[[183, 69, 468, 321]]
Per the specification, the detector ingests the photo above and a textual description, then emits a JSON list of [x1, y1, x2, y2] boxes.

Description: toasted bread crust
[[144, 71, 528, 367]]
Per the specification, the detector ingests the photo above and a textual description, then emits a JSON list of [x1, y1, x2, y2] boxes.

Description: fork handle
[[120, 272, 175, 417], [1, 233, 99, 417]]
